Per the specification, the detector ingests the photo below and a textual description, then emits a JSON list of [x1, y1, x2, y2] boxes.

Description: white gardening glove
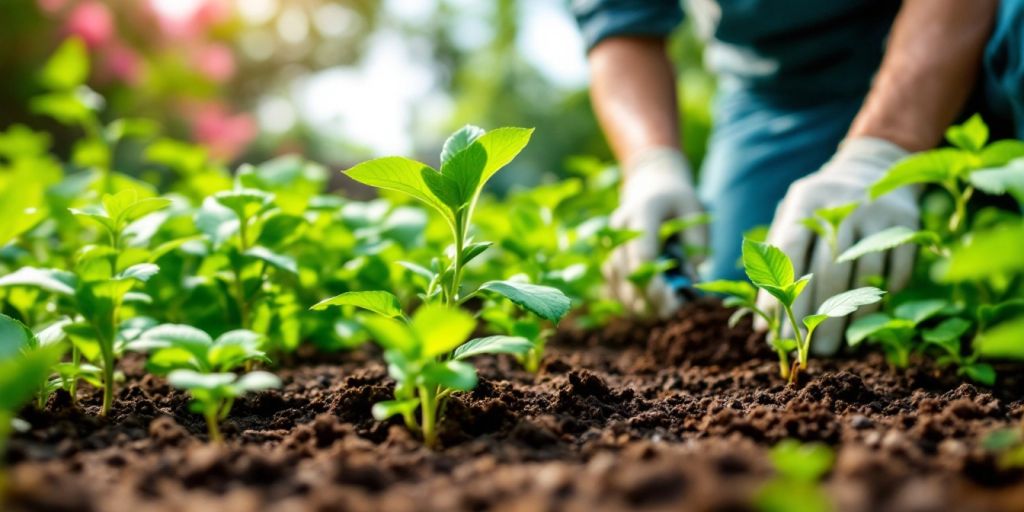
[[605, 147, 707, 318], [756, 137, 918, 356]]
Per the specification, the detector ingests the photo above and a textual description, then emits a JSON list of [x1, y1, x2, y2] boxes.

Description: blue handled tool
[[661, 236, 701, 301]]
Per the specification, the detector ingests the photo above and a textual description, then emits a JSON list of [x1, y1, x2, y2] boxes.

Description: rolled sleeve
[[571, 0, 684, 52]]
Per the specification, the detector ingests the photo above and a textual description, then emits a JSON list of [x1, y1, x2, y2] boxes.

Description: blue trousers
[[698, 0, 1024, 281]]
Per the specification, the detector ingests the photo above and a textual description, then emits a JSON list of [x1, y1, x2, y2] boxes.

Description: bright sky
[[284, 0, 589, 157]]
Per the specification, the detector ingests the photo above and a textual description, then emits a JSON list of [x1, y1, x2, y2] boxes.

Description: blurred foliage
[[0, 0, 712, 191]]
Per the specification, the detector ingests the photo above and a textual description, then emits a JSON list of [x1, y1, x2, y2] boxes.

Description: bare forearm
[[589, 37, 680, 169], [848, 0, 997, 152]]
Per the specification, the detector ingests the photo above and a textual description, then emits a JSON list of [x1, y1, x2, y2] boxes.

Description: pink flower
[[102, 43, 143, 85], [191, 104, 257, 161], [194, 44, 235, 83], [65, 1, 115, 48]]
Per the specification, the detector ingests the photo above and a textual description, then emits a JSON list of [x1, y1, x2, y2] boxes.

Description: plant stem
[[101, 351, 114, 417], [777, 350, 791, 380], [449, 216, 467, 306], [782, 304, 808, 368], [419, 385, 439, 448], [206, 409, 223, 443], [70, 346, 80, 406]]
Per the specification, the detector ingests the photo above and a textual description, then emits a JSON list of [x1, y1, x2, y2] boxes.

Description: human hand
[[605, 147, 707, 318], [756, 137, 917, 355]]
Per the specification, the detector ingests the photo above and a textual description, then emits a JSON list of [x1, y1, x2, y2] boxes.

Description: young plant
[[755, 440, 835, 512], [64, 189, 169, 415], [167, 369, 281, 443], [313, 125, 571, 446], [126, 324, 270, 374], [704, 239, 884, 382], [838, 115, 1024, 384], [845, 299, 949, 369], [800, 201, 859, 258], [0, 332, 63, 502]]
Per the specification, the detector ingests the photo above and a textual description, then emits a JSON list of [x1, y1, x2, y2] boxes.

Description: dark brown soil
[[5, 299, 1024, 512]]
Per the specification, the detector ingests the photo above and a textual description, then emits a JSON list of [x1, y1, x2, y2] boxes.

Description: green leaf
[[461, 241, 493, 265], [475, 127, 534, 185], [943, 222, 1024, 281], [117, 263, 160, 282], [0, 313, 34, 360], [422, 360, 477, 391], [969, 159, 1024, 203], [803, 314, 828, 333], [978, 299, 1024, 329], [213, 189, 274, 221], [344, 157, 453, 226], [815, 202, 860, 229], [769, 440, 835, 483], [837, 226, 940, 263], [440, 125, 486, 165], [976, 317, 1024, 360], [30, 92, 94, 126], [870, 149, 963, 199], [0, 345, 62, 411], [412, 304, 476, 358], [167, 370, 236, 390], [361, 315, 416, 355], [310, 290, 403, 317], [694, 280, 757, 303], [0, 164, 47, 247], [846, 313, 896, 347], [627, 259, 676, 287], [0, 267, 77, 296], [121, 197, 172, 224], [659, 212, 712, 241], [421, 168, 462, 211], [893, 299, 949, 325], [135, 324, 213, 359], [961, 363, 996, 386], [452, 336, 534, 361], [244, 246, 298, 274], [234, 371, 281, 392], [40, 38, 89, 90], [815, 287, 885, 318], [371, 399, 420, 421], [479, 280, 572, 322], [787, 274, 813, 305], [742, 239, 794, 289], [922, 317, 972, 345], [945, 114, 988, 152]]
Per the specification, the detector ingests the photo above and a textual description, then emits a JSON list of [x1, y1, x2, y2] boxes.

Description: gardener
[[577, 0, 1024, 354]]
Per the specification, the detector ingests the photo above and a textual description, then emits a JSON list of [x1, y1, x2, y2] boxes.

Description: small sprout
[[716, 239, 884, 383], [359, 303, 533, 447], [315, 126, 571, 445], [755, 440, 835, 512], [800, 201, 859, 258], [168, 369, 281, 443], [128, 324, 270, 374]]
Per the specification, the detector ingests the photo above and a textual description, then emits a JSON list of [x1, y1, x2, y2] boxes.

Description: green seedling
[[801, 201, 859, 258], [755, 440, 835, 512], [167, 369, 281, 443], [67, 189, 169, 415], [705, 239, 884, 383], [359, 303, 532, 447], [0, 336, 63, 504], [845, 299, 948, 368], [127, 324, 270, 374], [313, 125, 571, 445], [839, 115, 1024, 385]]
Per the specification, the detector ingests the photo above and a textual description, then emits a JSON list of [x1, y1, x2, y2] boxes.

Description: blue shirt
[[572, 0, 901, 97]]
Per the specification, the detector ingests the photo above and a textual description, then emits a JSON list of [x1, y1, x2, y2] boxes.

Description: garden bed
[[6, 299, 1024, 512]]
